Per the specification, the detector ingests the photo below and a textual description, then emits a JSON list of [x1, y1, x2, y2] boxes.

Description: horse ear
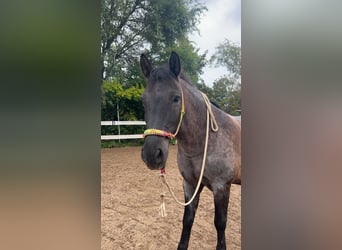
[[140, 54, 152, 78], [169, 51, 181, 78]]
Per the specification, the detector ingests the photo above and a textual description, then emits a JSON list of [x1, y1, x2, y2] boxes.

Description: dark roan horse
[[140, 51, 241, 250]]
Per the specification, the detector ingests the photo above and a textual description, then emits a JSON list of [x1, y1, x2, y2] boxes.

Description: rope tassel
[[159, 192, 167, 217], [159, 170, 167, 217]]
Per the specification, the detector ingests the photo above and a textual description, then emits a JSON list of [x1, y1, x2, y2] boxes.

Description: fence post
[[117, 102, 121, 143]]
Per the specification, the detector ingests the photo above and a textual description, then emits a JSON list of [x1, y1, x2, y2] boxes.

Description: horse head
[[140, 52, 184, 170]]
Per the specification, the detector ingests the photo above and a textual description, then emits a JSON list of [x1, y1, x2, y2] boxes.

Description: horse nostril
[[142, 142, 168, 169], [155, 148, 163, 161]]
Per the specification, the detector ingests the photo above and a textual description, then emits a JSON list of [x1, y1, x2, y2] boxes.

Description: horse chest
[[179, 167, 196, 183], [178, 157, 204, 184]]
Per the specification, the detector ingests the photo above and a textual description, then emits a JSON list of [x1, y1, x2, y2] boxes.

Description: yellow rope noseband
[[143, 86, 185, 140], [143, 129, 175, 139]]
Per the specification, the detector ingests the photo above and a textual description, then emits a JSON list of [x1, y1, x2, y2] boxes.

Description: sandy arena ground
[[101, 146, 241, 250]]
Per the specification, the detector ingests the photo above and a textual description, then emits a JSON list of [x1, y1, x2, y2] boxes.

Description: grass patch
[[101, 140, 144, 148]]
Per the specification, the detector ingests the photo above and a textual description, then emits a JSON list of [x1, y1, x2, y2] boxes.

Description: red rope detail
[[143, 129, 175, 139]]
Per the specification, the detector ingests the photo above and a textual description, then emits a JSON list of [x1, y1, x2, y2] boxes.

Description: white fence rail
[[101, 121, 146, 126], [101, 117, 241, 141], [101, 121, 146, 140]]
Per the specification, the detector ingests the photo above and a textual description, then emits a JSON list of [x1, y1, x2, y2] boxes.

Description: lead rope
[[159, 168, 167, 217], [159, 92, 218, 216], [200, 92, 219, 132]]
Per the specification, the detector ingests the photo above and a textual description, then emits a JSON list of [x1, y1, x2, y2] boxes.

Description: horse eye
[[173, 95, 181, 103]]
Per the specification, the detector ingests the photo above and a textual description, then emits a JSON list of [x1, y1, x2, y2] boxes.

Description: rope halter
[[143, 86, 185, 141]]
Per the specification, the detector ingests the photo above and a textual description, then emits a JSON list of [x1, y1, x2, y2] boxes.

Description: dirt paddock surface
[[101, 146, 241, 250]]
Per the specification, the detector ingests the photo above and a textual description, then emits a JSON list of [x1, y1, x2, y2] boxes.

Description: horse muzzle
[[141, 136, 169, 170]]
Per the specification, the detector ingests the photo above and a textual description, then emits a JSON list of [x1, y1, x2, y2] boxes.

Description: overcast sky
[[189, 0, 241, 86]]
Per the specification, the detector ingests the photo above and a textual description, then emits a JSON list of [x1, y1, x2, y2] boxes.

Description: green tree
[[101, 79, 145, 136], [101, 0, 206, 81], [101, 0, 208, 145], [211, 77, 241, 115], [210, 39, 241, 79], [209, 40, 241, 115], [160, 37, 207, 84]]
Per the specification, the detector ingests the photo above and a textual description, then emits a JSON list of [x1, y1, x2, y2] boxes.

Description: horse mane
[[150, 66, 224, 112], [150, 65, 194, 87], [210, 100, 222, 109], [179, 72, 193, 86], [150, 66, 173, 82], [179, 72, 224, 111]]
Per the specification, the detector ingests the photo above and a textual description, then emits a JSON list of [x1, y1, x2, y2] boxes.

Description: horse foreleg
[[177, 181, 204, 250], [213, 184, 230, 250]]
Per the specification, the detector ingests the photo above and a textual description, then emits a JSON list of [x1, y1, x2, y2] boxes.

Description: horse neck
[[176, 80, 207, 153]]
